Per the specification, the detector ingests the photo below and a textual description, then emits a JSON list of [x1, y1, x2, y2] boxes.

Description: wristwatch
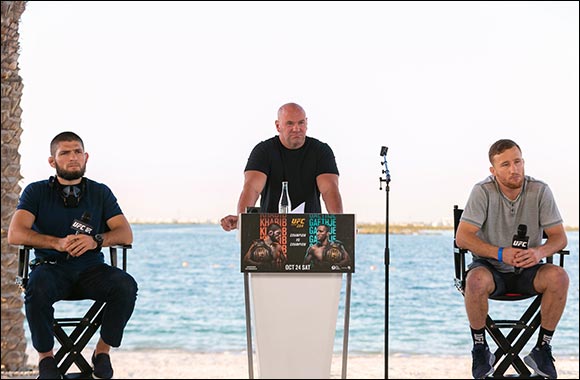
[[93, 234, 104, 250]]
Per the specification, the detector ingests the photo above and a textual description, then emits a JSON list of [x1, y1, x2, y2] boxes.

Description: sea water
[[24, 225, 579, 357]]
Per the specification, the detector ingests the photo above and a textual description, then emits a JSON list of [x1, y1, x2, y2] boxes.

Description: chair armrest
[[109, 244, 132, 271], [16, 245, 33, 290], [546, 249, 570, 267], [453, 244, 468, 294]]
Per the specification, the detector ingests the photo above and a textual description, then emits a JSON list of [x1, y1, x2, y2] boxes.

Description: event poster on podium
[[240, 213, 355, 273]]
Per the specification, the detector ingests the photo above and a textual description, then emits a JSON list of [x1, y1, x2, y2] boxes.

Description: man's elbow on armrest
[[7, 229, 21, 246], [455, 231, 469, 250]]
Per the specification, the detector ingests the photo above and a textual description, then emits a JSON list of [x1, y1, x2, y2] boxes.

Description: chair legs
[[486, 296, 543, 378], [53, 301, 106, 378]]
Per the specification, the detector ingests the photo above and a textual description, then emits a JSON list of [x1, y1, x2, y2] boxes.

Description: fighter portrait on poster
[[243, 222, 287, 271], [304, 223, 352, 271]]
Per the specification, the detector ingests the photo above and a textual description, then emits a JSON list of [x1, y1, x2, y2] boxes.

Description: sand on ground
[[2, 349, 579, 379]]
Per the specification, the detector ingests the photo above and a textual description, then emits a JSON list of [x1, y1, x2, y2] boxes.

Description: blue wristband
[[498, 247, 504, 262]]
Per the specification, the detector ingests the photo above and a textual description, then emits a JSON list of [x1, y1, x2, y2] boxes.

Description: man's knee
[[116, 273, 138, 299], [537, 264, 569, 292], [465, 267, 494, 295]]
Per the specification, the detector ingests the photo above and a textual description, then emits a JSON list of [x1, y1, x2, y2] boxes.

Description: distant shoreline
[[356, 224, 580, 234], [128, 221, 579, 234], [357, 224, 451, 235]]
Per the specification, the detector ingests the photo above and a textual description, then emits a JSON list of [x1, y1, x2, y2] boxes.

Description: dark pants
[[25, 261, 138, 353]]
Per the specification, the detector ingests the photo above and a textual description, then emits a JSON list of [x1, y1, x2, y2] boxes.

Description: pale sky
[[15, 1, 579, 226]]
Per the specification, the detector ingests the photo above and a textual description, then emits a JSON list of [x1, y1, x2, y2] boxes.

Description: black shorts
[[467, 259, 543, 297]]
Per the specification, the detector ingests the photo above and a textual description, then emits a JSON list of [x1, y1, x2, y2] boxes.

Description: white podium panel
[[250, 273, 342, 379]]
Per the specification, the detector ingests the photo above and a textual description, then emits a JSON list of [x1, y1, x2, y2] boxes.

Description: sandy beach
[[3, 349, 578, 379]]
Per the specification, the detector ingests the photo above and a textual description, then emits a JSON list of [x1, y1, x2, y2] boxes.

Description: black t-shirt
[[16, 177, 123, 264], [244, 136, 339, 213]]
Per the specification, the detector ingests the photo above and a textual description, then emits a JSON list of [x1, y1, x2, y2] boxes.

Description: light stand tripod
[[379, 146, 391, 378]]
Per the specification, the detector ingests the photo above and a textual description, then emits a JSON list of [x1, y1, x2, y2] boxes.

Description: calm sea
[[25, 225, 579, 357]]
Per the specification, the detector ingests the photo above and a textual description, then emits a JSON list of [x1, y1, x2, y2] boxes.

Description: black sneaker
[[471, 344, 494, 379], [38, 356, 62, 379], [524, 344, 557, 379], [92, 352, 114, 379]]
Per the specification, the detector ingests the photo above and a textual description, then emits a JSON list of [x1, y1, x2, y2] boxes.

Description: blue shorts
[[467, 259, 542, 297]]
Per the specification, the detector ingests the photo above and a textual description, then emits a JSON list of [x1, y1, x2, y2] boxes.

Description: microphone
[[512, 224, 528, 273], [68, 212, 92, 259], [379, 146, 390, 185], [512, 224, 529, 249], [71, 211, 93, 235]]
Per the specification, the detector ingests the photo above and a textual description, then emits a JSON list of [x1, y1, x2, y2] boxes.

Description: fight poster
[[240, 213, 355, 273]]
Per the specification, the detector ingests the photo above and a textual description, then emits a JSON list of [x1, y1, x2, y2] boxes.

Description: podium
[[240, 213, 355, 379]]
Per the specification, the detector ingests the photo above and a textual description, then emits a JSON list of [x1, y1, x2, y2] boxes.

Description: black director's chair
[[453, 205, 569, 379], [16, 244, 131, 379]]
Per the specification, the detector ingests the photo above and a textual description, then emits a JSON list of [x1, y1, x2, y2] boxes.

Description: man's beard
[[505, 176, 524, 190], [55, 164, 85, 181]]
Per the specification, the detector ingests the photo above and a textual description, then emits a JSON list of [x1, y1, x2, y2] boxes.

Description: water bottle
[[278, 181, 291, 213]]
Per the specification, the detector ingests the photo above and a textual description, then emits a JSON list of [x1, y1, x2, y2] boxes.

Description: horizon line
[[127, 219, 580, 231]]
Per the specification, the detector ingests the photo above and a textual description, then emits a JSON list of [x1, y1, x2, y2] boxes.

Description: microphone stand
[[379, 146, 391, 378]]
